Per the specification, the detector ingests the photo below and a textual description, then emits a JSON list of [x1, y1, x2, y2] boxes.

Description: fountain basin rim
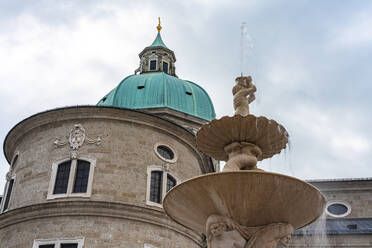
[[163, 170, 326, 234], [196, 114, 289, 161]]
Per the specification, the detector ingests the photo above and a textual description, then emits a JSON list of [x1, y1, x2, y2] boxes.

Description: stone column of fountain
[[163, 76, 325, 248]]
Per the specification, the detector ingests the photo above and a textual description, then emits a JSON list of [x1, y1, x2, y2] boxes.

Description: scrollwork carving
[[53, 137, 68, 148]]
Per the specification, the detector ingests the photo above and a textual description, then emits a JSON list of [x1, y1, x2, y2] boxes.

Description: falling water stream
[[292, 212, 330, 247]]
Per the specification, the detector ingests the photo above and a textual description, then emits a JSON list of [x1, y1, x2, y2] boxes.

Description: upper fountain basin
[[197, 114, 289, 161]]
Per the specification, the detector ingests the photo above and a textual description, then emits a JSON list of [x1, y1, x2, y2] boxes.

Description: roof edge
[[307, 177, 372, 183]]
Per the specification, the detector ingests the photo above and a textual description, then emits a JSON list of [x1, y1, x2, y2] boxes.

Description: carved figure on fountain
[[233, 76, 256, 117], [206, 215, 293, 248], [197, 76, 289, 168], [223, 142, 262, 171]]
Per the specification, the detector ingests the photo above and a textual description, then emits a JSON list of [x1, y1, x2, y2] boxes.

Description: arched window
[[33, 238, 84, 248], [11, 154, 18, 168], [166, 174, 176, 193], [48, 157, 95, 199], [146, 165, 178, 207], [0, 175, 15, 213]]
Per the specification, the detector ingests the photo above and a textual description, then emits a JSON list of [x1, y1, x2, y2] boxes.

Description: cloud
[[0, 3, 163, 187], [0, 5, 161, 111], [273, 103, 371, 179], [329, 9, 372, 48], [0, 0, 372, 188]]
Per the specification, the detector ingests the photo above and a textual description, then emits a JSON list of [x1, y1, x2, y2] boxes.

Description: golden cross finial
[[157, 17, 162, 32]]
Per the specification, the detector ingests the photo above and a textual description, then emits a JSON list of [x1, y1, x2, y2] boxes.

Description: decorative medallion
[[69, 124, 86, 150], [54, 124, 102, 159]]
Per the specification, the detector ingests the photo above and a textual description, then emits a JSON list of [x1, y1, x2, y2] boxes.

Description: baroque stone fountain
[[163, 76, 326, 248]]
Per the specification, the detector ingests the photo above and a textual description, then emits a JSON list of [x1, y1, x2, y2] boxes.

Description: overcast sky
[[0, 0, 371, 190]]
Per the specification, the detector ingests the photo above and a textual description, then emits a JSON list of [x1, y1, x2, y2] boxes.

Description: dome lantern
[[99, 19, 216, 127], [135, 18, 177, 77]]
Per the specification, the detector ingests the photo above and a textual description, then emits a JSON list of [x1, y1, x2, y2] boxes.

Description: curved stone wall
[[1, 106, 211, 247], [0, 202, 202, 247]]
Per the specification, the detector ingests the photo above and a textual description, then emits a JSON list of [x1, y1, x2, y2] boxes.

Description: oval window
[[326, 202, 350, 217], [157, 145, 174, 160]]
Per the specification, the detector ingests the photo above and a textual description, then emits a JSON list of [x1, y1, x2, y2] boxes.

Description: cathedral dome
[[97, 72, 216, 121]]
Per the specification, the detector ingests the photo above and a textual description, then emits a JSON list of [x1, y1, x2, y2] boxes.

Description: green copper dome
[[97, 72, 216, 121]]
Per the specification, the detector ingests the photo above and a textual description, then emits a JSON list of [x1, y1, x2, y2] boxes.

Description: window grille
[[166, 174, 177, 192], [150, 171, 163, 203], [3, 178, 14, 211], [156, 145, 174, 160], [73, 160, 90, 193], [48, 158, 95, 199], [34, 239, 83, 248], [163, 62, 168, 74], [53, 161, 71, 194], [11, 154, 18, 167], [150, 60, 157, 71], [147, 165, 178, 207], [61, 244, 78, 248]]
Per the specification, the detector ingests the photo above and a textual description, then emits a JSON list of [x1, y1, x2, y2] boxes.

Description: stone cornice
[[309, 180, 372, 192], [3, 106, 214, 173], [0, 201, 204, 245]]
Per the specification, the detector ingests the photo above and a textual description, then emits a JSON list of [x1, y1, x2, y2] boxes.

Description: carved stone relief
[[206, 215, 293, 248], [54, 124, 102, 159]]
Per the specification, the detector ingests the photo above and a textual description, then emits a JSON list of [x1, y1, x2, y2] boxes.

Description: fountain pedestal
[[163, 76, 325, 248], [224, 142, 262, 171]]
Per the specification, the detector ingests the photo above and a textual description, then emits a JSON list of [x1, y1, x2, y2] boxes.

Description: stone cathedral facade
[[0, 24, 216, 248], [0, 23, 371, 248]]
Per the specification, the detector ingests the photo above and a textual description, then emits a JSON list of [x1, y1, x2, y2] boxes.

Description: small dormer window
[[163, 62, 169, 74], [150, 60, 157, 71]]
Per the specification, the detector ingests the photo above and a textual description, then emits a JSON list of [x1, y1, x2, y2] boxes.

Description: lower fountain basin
[[163, 171, 325, 234]]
